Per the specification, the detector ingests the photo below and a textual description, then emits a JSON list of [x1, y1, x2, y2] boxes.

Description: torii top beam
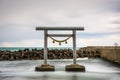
[[36, 27, 84, 31]]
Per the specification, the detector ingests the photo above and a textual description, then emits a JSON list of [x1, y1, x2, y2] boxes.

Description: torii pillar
[[35, 27, 85, 71]]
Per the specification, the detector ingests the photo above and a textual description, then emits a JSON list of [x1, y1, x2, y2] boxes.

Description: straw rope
[[49, 35, 72, 45]]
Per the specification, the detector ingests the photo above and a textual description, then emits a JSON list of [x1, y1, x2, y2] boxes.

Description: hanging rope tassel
[[59, 42, 61, 45], [52, 40, 55, 43], [65, 40, 67, 44]]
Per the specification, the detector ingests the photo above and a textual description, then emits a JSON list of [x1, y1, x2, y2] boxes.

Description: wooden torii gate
[[35, 27, 85, 71]]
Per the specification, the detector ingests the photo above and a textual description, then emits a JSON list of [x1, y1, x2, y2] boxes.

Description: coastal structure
[[0, 48, 100, 60], [35, 27, 85, 71]]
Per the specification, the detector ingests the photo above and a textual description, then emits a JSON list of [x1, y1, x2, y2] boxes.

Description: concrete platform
[[35, 64, 55, 71], [65, 64, 85, 72]]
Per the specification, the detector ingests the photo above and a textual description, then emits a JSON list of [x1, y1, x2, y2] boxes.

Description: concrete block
[[35, 64, 55, 71], [65, 64, 85, 72]]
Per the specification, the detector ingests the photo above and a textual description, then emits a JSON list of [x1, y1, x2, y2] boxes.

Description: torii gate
[[35, 27, 85, 71]]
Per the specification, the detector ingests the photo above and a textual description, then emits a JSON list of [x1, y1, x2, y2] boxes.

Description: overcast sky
[[0, 0, 120, 47]]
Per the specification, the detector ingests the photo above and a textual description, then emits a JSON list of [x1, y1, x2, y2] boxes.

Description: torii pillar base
[[65, 64, 85, 72], [35, 64, 55, 71]]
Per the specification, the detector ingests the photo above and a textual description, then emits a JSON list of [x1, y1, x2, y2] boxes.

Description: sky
[[0, 0, 120, 47]]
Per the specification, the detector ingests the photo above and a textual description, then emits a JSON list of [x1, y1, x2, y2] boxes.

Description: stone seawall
[[100, 48, 120, 64], [86, 46, 120, 64]]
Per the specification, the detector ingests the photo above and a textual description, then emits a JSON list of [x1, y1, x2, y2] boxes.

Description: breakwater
[[100, 48, 120, 64], [0, 46, 120, 65], [86, 46, 120, 64], [0, 48, 100, 61]]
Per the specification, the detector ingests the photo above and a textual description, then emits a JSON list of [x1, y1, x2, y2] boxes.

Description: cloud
[[77, 34, 120, 47], [112, 21, 120, 24], [0, 25, 43, 42], [111, 17, 120, 25], [0, 33, 119, 47], [0, 0, 120, 47], [0, 39, 44, 47], [77, 31, 120, 39]]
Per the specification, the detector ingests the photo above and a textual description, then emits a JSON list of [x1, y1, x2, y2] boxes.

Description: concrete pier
[[65, 64, 85, 72], [35, 64, 55, 71]]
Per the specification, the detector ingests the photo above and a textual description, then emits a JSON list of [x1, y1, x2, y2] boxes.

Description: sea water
[[0, 58, 120, 80], [0, 47, 76, 52]]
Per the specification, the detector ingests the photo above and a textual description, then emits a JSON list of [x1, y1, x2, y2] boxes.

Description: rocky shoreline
[[0, 48, 100, 61]]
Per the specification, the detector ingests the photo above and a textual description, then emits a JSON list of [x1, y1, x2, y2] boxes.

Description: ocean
[[0, 47, 120, 80], [0, 47, 43, 51], [0, 47, 80, 52], [0, 58, 120, 80]]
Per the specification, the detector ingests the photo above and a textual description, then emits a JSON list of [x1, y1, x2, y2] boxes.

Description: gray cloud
[[0, 0, 120, 46], [77, 31, 120, 38], [92, 0, 120, 13], [0, 24, 43, 42], [106, 0, 120, 12], [112, 21, 120, 24]]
